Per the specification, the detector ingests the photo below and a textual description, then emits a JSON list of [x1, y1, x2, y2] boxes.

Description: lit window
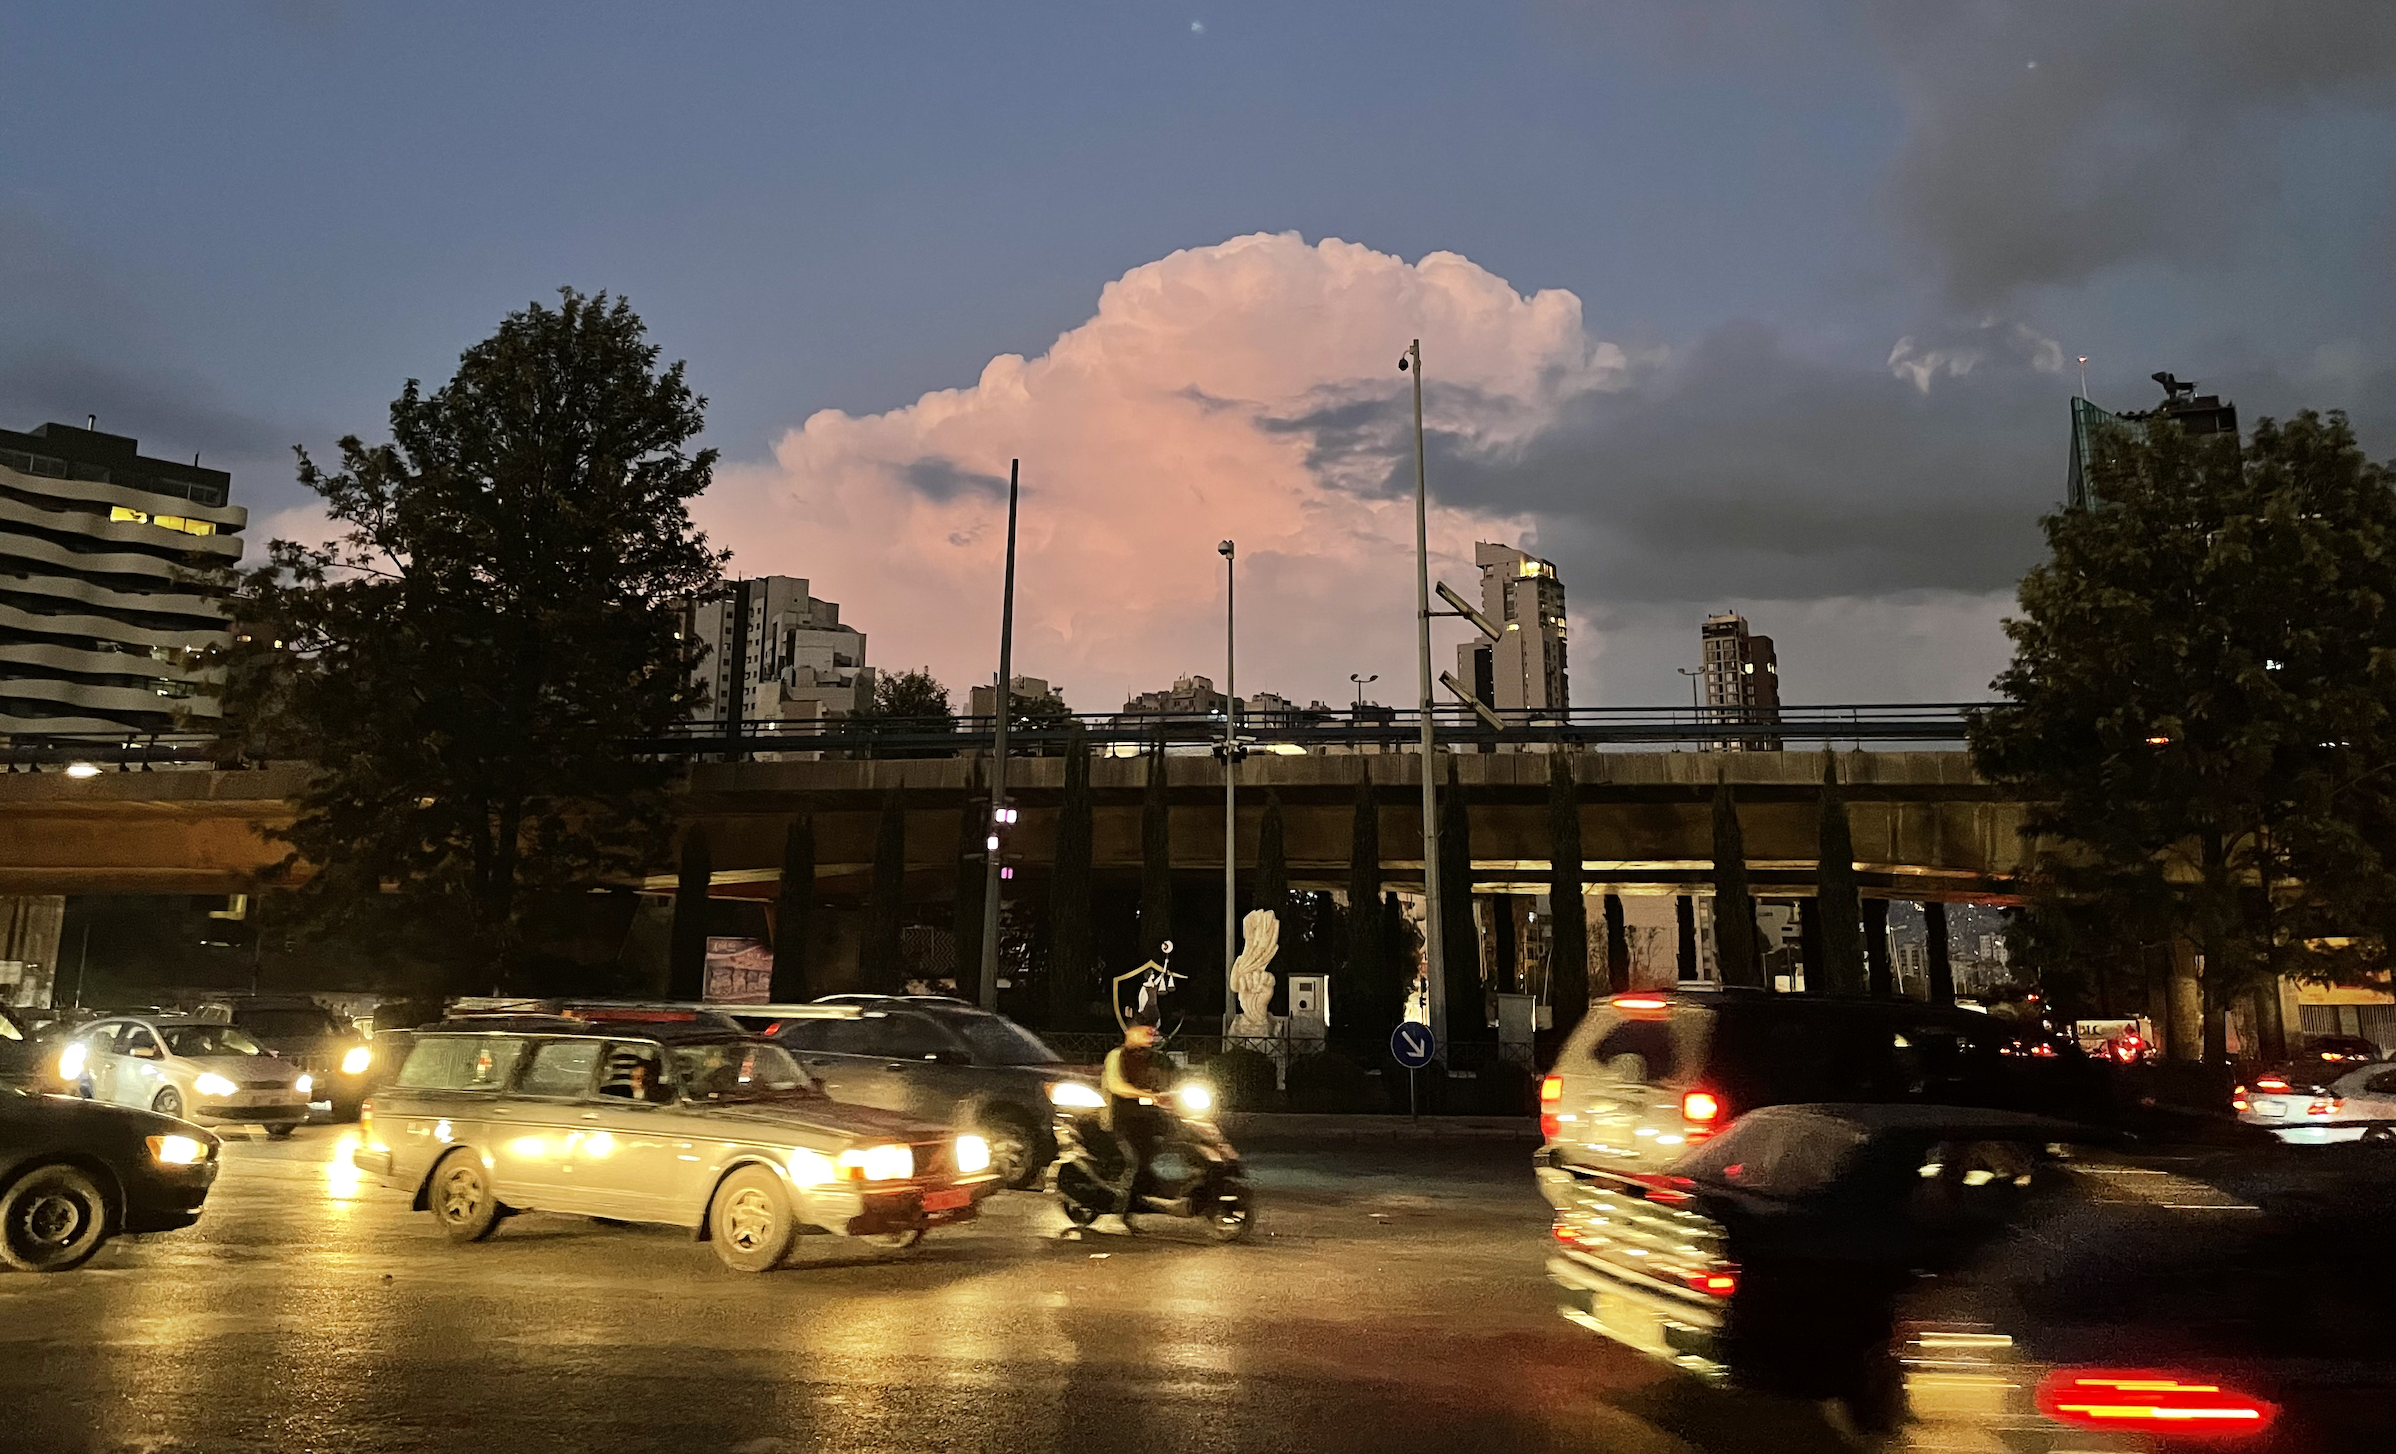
[[111, 506, 151, 524]]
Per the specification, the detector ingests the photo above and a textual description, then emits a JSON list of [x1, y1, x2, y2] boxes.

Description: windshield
[[158, 1025, 267, 1057], [670, 1042, 816, 1101], [940, 1013, 1061, 1066], [233, 1009, 338, 1040]]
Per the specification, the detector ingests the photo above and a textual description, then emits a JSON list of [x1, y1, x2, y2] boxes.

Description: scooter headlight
[[57, 1041, 86, 1081], [341, 1045, 373, 1076], [1177, 1081, 1215, 1115]]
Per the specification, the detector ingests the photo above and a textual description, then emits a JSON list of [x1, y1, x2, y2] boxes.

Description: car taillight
[[1539, 1075, 1563, 1139], [1680, 1267, 1739, 1297], [1681, 1089, 1722, 1140], [2306, 1097, 2343, 1117], [2255, 1076, 2289, 1091], [1551, 1220, 1581, 1246], [2035, 1370, 2277, 1437]]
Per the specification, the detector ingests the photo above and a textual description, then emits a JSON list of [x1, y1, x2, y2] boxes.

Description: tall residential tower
[[1457, 542, 1568, 712], [1700, 611, 1780, 750]]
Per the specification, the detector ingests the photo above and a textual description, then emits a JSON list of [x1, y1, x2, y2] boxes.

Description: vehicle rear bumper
[[1548, 1251, 1727, 1375]]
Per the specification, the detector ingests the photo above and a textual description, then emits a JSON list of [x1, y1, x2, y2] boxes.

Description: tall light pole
[[1350, 672, 1378, 707], [1219, 538, 1238, 1024], [1400, 339, 1447, 1048], [977, 460, 1020, 1011]]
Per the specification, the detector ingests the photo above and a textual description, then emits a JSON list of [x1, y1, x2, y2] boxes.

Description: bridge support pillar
[[0, 894, 65, 1008]]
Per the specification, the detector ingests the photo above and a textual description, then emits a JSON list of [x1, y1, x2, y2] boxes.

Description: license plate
[[2257, 1103, 2288, 1118], [922, 1187, 970, 1212]]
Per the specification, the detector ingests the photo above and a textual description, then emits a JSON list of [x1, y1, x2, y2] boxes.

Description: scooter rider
[[1101, 1017, 1176, 1201]]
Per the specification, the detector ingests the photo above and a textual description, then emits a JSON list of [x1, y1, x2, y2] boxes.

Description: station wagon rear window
[[395, 1035, 528, 1091]]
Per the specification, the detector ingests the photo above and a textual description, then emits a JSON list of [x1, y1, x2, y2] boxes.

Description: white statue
[[1227, 909, 1281, 1040]]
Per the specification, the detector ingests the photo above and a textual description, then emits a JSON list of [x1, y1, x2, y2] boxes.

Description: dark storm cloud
[[897, 456, 1009, 501], [0, 214, 294, 482], [1867, 0, 2396, 304]]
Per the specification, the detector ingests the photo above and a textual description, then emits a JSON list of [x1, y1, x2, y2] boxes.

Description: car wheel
[[151, 1087, 183, 1119], [429, 1151, 502, 1243], [977, 1106, 1047, 1191], [869, 1229, 925, 1251], [1053, 1158, 1113, 1226], [709, 1166, 798, 1273], [0, 1163, 112, 1273], [265, 1125, 297, 1141]]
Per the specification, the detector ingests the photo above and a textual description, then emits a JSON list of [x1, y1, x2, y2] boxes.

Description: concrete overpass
[[0, 749, 2022, 900]]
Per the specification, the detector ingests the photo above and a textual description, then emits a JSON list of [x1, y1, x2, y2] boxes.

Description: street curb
[[1219, 1112, 1539, 1142]]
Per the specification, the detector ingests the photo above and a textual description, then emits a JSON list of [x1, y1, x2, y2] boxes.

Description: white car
[[2236, 1062, 2396, 1143], [58, 1015, 311, 1137]]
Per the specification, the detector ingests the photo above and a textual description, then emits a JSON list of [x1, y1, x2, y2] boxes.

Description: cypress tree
[[668, 826, 711, 999], [769, 816, 813, 1002], [1545, 752, 1588, 1025], [1604, 893, 1631, 995], [863, 788, 906, 992], [1439, 757, 1482, 1042], [1711, 777, 1764, 987], [1047, 721, 1096, 1025], [1138, 738, 1173, 960], [952, 768, 985, 994], [1816, 757, 1866, 995], [1345, 764, 1385, 1043]]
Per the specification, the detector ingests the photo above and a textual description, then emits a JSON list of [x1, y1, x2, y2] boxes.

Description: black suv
[[203, 996, 374, 1120], [725, 997, 1094, 1190]]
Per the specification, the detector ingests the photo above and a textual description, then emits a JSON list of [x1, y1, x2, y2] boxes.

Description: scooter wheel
[[1205, 1185, 1255, 1243], [1054, 1160, 1110, 1226]]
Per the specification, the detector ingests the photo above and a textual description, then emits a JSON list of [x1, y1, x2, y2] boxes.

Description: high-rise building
[[1700, 611, 1781, 751], [2067, 371, 2238, 510], [1118, 674, 1227, 720], [679, 576, 872, 727], [968, 674, 1066, 719], [0, 421, 245, 735], [1456, 542, 1568, 712]]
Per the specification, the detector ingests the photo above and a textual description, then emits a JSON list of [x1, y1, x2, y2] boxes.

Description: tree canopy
[[1972, 409, 2396, 1057], [223, 288, 723, 988]]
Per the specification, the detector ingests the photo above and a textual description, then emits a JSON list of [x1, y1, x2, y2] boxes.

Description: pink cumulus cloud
[[700, 232, 1625, 712]]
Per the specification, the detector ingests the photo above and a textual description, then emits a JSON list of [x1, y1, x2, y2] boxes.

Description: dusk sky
[[5, 2, 2393, 711]]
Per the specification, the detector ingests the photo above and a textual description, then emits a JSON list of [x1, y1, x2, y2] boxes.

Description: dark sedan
[[0, 1086, 222, 1271]]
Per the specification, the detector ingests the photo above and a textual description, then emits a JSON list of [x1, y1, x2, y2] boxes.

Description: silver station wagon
[[356, 1017, 1001, 1271]]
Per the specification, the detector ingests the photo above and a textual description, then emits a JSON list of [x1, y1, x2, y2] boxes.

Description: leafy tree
[[862, 788, 907, 992], [1138, 739, 1173, 960], [1009, 690, 1075, 755], [1815, 758, 1865, 995], [1046, 722, 1096, 1025], [858, 667, 956, 758], [771, 816, 814, 1001], [669, 828, 711, 999], [1546, 752, 1589, 1024], [223, 289, 723, 990], [1972, 410, 2396, 1060], [1711, 778, 1763, 987]]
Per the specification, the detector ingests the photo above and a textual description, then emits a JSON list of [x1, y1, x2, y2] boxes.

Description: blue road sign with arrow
[[1389, 1022, 1437, 1070]]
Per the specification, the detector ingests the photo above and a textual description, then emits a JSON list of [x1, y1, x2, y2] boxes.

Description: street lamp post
[[1400, 339, 1446, 1049], [977, 460, 1020, 1011], [1218, 539, 1239, 1025], [1350, 672, 1378, 707]]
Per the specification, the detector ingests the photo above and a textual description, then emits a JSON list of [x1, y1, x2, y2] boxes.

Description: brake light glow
[[1611, 996, 1669, 1010], [2306, 1097, 2343, 1117], [2255, 1076, 2289, 1091], [1680, 1268, 1739, 1297], [2035, 1370, 2277, 1436], [1539, 1074, 1564, 1140], [1682, 1090, 1721, 1124]]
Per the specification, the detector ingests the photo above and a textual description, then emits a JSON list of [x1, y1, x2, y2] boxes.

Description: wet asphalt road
[[0, 1127, 1854, 1454]]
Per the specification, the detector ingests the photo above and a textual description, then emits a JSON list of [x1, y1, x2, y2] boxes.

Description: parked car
[[738, 997, 1097, 1190], [0, 1085, 222, 1271], [200, 995, 374, 1120], [2237, 1061, 2396, 1143], [359, 1018, 1002, 1271], [1543, 1102, 2396, 1447], [0, 1007, 41, 1087], [2292, 1033, 2383, 1067], [1540, 988, 2052, 1173], [58, 1014, 312, 1136]]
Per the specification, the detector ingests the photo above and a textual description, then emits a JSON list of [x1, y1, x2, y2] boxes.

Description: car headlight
[[1048, 1080, 1106, 1110], [955, 1134, 991, 1174], [194, 1072, 239, 1098], [57, 1042, 86, 1080], [341, 1046, 372, 1076], [147, 1134, 207, 1166], [294, 1074, 313, 1097], [836, 1143, 914, 1182], [786, 1148, 837, 1187], [1177, 1081, 1215, 1115]]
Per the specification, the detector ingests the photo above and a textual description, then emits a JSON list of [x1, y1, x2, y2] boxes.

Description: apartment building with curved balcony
[[0, 421, 245, 736]]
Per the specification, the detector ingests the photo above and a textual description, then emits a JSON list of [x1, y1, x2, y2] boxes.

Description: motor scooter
[[1047, 1079, 1253, 1241]]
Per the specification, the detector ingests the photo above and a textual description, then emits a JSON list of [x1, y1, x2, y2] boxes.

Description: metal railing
[[0, 703, 1986, 769]]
